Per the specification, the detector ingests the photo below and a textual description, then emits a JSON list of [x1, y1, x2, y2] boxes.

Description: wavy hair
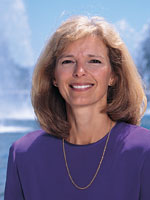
[[32, 16, 147, 139]]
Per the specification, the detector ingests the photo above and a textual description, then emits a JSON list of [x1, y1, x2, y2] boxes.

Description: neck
[[66, 104, 115, 145]]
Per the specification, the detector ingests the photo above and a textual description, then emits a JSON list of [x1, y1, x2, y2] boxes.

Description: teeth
[[72, 85, 92, 89]]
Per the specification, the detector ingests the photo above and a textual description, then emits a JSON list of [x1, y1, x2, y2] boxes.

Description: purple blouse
[[4, 122, 150, 200]]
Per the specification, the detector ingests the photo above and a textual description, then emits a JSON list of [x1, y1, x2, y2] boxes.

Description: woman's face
[[54, 35, 114, 109]]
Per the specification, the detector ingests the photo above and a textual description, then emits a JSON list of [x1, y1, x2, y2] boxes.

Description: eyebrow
[[58, 54, 104, 60], [87, 54, 105, 59], [58, 55, 74, 60]]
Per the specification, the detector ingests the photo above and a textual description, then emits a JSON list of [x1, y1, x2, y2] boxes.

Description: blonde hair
[[32, 16, 147, 139]]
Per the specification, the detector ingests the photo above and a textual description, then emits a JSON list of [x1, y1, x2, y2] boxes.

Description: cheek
[[54, 69, 64, 84], [54, 68, 72, 84], [93, 68, 112, 83], [54, 69, 70, 98]]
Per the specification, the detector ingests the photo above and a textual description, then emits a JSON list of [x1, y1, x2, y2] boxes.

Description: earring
[[53, 82, 58, 87], [108, 81, 113, 86], [53, 80, 58, 87]]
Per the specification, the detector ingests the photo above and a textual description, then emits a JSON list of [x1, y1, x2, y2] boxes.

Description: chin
[[67, 98, 107, 109], [68, 101, 98, 108]]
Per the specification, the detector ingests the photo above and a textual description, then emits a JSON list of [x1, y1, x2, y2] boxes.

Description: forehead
[[61, 35, 108, 57]]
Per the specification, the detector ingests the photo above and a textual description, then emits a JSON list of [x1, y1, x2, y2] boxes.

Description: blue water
[[0, 119, 40, 199], [0, 116, 150, 199]]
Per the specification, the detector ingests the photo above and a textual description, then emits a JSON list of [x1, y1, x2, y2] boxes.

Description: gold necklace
[[62, 121, 112, 190]]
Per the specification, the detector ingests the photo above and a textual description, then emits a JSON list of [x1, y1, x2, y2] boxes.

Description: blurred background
[[0, 0, 150, 198]]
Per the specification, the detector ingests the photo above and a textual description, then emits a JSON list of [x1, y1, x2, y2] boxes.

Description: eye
[[62, 60, 75, 64], [89, 59, 101, 64]]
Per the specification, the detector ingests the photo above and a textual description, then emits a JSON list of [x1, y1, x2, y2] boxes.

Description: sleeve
[[140, 150, 150, 200], [4, 144, 25, 200]]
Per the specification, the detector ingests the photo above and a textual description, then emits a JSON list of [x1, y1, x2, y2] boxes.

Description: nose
[[73, 62, 86, 78]]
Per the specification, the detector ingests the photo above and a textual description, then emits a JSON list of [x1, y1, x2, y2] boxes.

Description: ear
[[108, 74, 115, 86], [53, 78, 58, 87], [108, 78, 113, 86]]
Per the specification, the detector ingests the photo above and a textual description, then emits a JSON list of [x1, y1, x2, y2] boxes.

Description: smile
[[72, 85, 92, 89], [70, 83, 94, 90]]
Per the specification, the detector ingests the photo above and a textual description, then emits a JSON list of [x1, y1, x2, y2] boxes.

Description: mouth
[[69, 83, 94, 90]]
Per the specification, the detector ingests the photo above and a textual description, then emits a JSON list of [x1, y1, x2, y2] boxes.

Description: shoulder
[[10, 129, 61, 154], [116, 122, 150, 152]]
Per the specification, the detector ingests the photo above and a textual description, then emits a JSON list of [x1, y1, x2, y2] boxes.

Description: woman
[[5, 16, 150, 199]]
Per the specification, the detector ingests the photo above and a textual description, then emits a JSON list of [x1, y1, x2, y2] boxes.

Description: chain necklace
[[62, 120, 112, 190]]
